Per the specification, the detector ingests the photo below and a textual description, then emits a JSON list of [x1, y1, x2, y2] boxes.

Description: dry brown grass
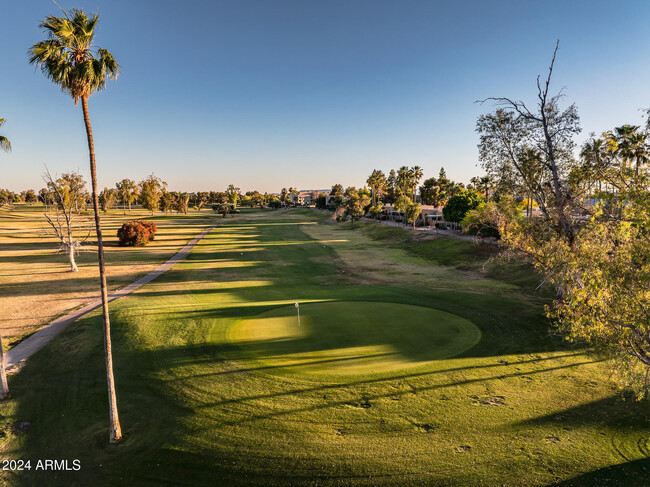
[[0, 204, 248, 347]]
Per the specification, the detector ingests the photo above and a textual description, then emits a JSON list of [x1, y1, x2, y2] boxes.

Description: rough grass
[[357, 221, 545, 291], [0, 209, 647, 486]]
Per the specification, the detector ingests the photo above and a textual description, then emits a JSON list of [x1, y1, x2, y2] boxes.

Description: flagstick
[[295, 301, 300, 327]]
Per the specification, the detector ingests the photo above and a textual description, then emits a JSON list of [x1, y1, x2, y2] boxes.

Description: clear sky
[[1, 0, 649, 193]]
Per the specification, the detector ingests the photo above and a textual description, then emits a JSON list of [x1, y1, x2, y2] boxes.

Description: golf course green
[[230, 301, 482, 376], [0, 209, 647, 486]]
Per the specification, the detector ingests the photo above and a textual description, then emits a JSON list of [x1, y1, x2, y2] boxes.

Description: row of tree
[[7, 175, 286, 216]]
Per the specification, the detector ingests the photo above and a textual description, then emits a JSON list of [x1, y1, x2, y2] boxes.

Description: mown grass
[[0, 204, 264, 346], [0, 209, 647, 486]]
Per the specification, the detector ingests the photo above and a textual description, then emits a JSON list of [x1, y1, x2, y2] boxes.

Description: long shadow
[[515, 395, 650, 430], [547, 458, 650, 486]]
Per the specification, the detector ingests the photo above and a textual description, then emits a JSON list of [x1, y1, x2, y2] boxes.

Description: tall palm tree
[[0, 118, 11, 153], [29, 8, 122, 443], [0, 121, 9, 400], [366, 169, 386, 206], [612, 125, 649, 186], [411, 165, 423, 201]]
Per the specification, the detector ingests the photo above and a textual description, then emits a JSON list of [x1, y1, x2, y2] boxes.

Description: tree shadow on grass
[[516, 395, 650, 430], [546, 458, 650, 487]]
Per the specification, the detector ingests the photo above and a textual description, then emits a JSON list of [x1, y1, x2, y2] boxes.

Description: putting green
[[229, 301, 481, 376]]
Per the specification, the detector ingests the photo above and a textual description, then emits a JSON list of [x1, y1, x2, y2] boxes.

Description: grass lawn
[[0, 204, 262, 347], [0, 209, 647, 486]]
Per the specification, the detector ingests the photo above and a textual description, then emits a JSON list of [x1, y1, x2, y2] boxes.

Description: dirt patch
[[414, 423, 435, 433], [471, 395, 506, 406], [344, 398, 371, 409]]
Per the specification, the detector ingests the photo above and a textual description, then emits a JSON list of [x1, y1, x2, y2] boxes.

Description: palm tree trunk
[[81, 96, 122, 444]]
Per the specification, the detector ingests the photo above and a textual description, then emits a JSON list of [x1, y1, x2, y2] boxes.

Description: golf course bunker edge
[[229, 301, 482, 376]]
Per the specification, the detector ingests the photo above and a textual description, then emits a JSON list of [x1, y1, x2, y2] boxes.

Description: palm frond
[[0, 136, 11, 153], [30, 8, 117, 102]]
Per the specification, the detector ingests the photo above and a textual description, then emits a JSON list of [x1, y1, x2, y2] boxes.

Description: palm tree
[[0, 121, 9, 400], [366, 169, 386, 206], [612, 125, 649, 187], [0, 118, 11, 153], [580, 138, 608, 194], [29, 8, 122, 443], [411, 165, 423, 201]]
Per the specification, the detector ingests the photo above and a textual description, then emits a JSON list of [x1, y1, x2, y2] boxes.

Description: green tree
[[39, 187, 54, 210], [368, 202, 383, 218], [385, 169, 398, 204], [315, 193, 327, 209], [178, 192, 190, 214], [30, 8, 122, 441], [405, 201, 422, 229], [461, 195, 520, 238], [396, 166, 413, 196], [115, 178, 138, 214], [22, 189, 38, 204], [470, 175, 494, 203], [192, 191, 210, 211], [343, 187, 370, 228], [159, 190, 174, 214], [442, 191, 483, 223], [226, 185, 240, 209], [366, 169, 387, 206], [329, 184, 344, 209], [99, 187, 118, 213], [140, 174, 167, 215], [288, 187, 299, 205], [419, 177, 441, 206], [411, 165, 424, 201], [213, 201, 232, 218]]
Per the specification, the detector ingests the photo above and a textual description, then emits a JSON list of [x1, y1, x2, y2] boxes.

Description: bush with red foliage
[[140, 220, 157, 241], [117, 220, 157, 247]]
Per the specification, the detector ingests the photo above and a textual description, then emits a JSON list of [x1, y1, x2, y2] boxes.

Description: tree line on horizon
[[1, 175, 286, 215]]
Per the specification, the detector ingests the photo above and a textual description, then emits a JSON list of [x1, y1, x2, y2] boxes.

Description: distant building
[[381, 204, 443, 225], [293, 189, 327, 205]]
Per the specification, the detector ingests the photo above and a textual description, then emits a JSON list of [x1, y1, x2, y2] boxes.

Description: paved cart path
[[4, 223, 221, 372]]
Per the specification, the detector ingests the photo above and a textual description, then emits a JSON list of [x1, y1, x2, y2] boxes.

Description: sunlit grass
[[0, 209, 647, 486]]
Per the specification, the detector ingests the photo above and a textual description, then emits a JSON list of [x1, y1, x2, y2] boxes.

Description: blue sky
[[1, 0, 649, 193]]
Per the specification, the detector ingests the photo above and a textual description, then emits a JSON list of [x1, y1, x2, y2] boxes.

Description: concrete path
[[5, 223, 220, 372]]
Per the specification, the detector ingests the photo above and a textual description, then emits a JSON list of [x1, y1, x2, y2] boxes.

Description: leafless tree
[[43, 169, 92, 272], [477, 41, 581, 243]]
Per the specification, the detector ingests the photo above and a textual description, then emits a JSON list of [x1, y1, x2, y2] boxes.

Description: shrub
[[140, 220, 157, 241], [117, 220, 156, 246]]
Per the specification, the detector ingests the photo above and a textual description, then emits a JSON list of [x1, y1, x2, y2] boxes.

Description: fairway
[[230, 301, 482, 375], [1, 210, 647, 486]]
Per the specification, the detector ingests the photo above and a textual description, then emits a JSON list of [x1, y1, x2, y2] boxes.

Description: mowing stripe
[[5, 222, 223, 372]]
